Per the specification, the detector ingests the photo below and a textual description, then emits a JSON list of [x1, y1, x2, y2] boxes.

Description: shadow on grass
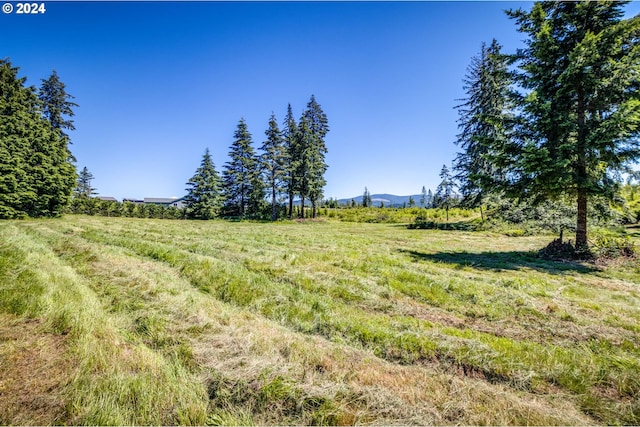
[[399, 249, 598, 275]]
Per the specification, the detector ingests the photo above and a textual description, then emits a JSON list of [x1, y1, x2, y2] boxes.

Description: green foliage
[[454, 39, 511, 208], [74, 166, 97, 198], [223, 119, 259, 217], [185, 148, 223, 220], [260, 113, 285, 221], [434, 164, 457, 221], [501, 2, 640, 247], [362, 187, 372, 207], [0, 59, 75, 218]]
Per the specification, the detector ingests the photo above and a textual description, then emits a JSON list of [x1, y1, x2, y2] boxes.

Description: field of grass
[[1, 215, 639, 425]]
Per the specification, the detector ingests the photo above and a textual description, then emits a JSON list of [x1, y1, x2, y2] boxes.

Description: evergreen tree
[[222, 119, 258, 217], [300, 95, 329, 218], [408, 196, 416, 207], [453, 39, 511, 219], [427, 189, 434, 208], [295, 116, 312, 218], [0, 59, 75, 218], [261, 112, 285, 221], [502, 2, 640, 250], [362, 187, 372, 207], [38, 70, 78, 138], [74, 166, 97, 198], [282, 104, 299, 219], [184, 148, 223, 219], [434, 164, 456, 222], [420, 186, 427, 208]]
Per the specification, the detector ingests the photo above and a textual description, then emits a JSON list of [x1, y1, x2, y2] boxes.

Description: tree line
[[184, 95, 329, 220], [0, 59, 77, 219]]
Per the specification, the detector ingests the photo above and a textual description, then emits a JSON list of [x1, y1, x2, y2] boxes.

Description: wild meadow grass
[[0, 215, 639, 425]]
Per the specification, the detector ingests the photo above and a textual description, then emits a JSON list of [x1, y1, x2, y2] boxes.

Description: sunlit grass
[[1, 215, 638, 425]]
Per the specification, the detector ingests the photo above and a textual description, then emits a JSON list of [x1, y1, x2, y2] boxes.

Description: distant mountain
[[336, 194, 423, 208]]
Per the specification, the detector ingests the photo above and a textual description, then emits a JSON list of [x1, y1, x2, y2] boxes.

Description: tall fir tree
[[261, 112, 285, 221], [300, 95, 329, 218], [38, 70, 78, 137], [420, 186, 427, 208], [502, 2, 640, 250], [453, 39, 511, 220], [184, 148, 223, 219], [0, 59, 75, 218], [282, 104, 299, 219], [222, 119, 258, 217]]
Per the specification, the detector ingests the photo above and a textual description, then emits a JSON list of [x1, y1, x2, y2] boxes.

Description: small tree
[[434, 164, 456, 222], [184, 148, 223, 219], [362, 187, 372, 207], [74, 166, 97, 198], [420, 186, 427, 208], [408, 196, 416, 207]]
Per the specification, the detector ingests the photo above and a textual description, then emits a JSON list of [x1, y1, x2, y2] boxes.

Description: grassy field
[[1, 216, 639, 425]]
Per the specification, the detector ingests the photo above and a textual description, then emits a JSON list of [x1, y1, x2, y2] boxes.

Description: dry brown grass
[[0, 313, 73, 425]]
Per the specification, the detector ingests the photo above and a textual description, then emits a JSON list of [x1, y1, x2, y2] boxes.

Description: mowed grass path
[[1, 216, 639, 425]]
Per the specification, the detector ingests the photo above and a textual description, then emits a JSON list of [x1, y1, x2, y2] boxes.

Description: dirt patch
[[0, 314, 73, 425]]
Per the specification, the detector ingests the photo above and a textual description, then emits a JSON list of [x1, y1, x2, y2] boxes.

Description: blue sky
[[3, 1, 640, 200]]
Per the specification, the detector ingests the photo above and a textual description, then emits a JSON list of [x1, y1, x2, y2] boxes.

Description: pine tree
[[282, 104, 299, 219], [74, 166, 97, 198], [427, 189, 434, 208], [295, 116, 312, 218], [222, 119, 258, 217], [261, 113, 285, 221], [0, 59, 75, 218], [38, 70, 78, 137], [362, 187, 372, 207], [301, 95, 329, 218], [184, 148, 223, 219], [435, 164, 456, 222], [503, 2, 640, 250], [420, 186, 427, 208], [408, 196, 416, 207], [453, 39, 511, 218]]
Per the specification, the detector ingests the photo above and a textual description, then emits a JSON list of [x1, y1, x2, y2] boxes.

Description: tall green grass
[[2, 216, 639, 425]]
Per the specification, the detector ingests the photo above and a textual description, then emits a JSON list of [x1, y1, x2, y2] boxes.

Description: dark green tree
[[0, 59, 75, 218], [300, 95, 329, 218], [261, 112, 285, 221], [282, 104, 299, 219], [420, 186, 427, 208], [38, 70, 78, 138], [184, 148, 223, 219], [74, 166, 97, 198], [453, 39, 511, 222], [503, 2, 640, 250], [222, 119, 258, 217], [434, 164, 456, 222], [408, 196, 416, 207]]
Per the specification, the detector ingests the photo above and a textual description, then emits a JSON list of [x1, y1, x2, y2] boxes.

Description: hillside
[[0, 216, 639, 425], [337, 194, 423, 207]]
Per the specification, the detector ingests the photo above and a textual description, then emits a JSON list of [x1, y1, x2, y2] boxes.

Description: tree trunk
[[271, 186, 277, 221], [312, 199, 317, 219], [300, 196, 305, 218], [480, 205, 484, 222], [288, 193, 293, 220], [576, 190, 588, 249]]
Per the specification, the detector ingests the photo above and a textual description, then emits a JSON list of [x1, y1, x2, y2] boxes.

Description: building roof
[[144, 197, 185, 204], [98, 196, 118, 202]]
